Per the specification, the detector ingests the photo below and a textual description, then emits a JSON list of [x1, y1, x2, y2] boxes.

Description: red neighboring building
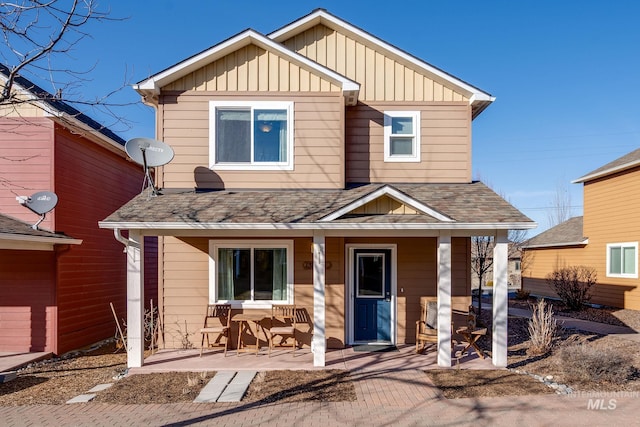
[[0, 65, 157, 355]]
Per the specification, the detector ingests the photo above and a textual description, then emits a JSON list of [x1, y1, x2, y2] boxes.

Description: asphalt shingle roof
[[524, 216, 585, 248], [575, 147, 640, 182], [101, 182, 533, 227], [0, 213, 75, 240]]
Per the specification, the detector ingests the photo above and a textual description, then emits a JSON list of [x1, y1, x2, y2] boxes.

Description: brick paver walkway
[[1, 368, 639, 426]]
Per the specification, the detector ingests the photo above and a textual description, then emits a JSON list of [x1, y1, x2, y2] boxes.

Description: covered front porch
[[129, 343, 495, 374], [99, 183, 535, 370]]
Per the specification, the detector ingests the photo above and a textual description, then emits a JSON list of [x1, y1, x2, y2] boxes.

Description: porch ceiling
[[99, 182, 535, 231]]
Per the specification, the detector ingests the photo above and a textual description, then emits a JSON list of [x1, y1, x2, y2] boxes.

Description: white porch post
[[437, 234, 452, 367], [127, 230, 145, 368], [492, 230, 509, 367], [312, 233, 326, 367]]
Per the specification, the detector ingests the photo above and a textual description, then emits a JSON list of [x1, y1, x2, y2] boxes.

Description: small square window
[[384, 111, 420, 162], [607, 242, 638, 278]]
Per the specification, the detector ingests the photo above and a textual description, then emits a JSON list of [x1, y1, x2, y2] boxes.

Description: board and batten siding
[[164, 44, 341, 93], [0, 118, 55, 230], [346, 102, 471, 183], [53, 125, 158, 354], [282, 24, 469, 104], [159, 92, 345, 189]]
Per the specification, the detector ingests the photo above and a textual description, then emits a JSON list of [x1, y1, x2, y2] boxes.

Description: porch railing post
[[492, 230, 509, 367], [312, 233, 326, 367], [127, 230, 145, 368], [437, 233, 452, 367]]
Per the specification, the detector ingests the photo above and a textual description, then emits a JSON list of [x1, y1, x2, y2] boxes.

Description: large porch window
[[209, 240, 294, 306]]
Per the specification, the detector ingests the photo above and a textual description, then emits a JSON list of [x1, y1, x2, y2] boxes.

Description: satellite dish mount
[[17, 191, 59, 230], [125, 138, 175, 197]]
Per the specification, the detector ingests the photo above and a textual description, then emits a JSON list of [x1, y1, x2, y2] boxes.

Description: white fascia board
[[98, 220, 536, 231], [572, 161, 640, 183], [319, 185, 453, 222], [269, 10, 492, 103], [135, 29, 359, 101], [0, 233, 82, 246], [522, 239, 588, 249]]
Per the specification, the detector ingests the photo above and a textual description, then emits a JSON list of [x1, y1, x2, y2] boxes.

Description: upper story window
[[209, 101, 294, 170], [607, 242, 638, 278], [383, 111, 421, 162]]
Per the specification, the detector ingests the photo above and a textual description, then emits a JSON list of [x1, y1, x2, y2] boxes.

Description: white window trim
[[209, 240, 294, 308], [606, 242, 638, 278], [209, 100, 294, 171], [383, 110, 421, 163]]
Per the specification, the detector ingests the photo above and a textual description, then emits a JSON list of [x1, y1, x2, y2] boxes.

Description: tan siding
[[160, 236, 471, 349], [352, 195, 418, 215], [159, 92, 344, 189], [164, 44, 340, 94], [282, 24, 469, 104], [346, 102, 471, 183]]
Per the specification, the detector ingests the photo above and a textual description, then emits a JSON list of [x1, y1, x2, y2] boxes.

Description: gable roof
[[99, 182, 535, 231], [0, 64, 125, 151], [573, 147, 640, 183], [134, 29, 360, 105], [269, 9, 494, 118], [0, 212, 82, 249], [522, 216, 586, 249]]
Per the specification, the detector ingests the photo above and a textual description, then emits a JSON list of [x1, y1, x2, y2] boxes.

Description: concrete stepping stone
[[193, 370, 236, 403], [217, 370, 256, 402], [66, 394, 96, 404]]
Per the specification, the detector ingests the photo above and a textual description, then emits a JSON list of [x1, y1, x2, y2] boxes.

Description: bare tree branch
[[0, 0, 133, 130]]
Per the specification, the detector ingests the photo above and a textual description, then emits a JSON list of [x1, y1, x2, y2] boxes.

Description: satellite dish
[[18, 191, 58, 230], [125, 138, 174, 196]]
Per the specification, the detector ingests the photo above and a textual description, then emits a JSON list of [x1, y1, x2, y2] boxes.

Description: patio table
[[232, 312, 267, 355], [455, 326, 487, 359]]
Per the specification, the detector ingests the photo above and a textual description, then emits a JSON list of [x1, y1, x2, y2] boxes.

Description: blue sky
[[17, 1, 640, 235]]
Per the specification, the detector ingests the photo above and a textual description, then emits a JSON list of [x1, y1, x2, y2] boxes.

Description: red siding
[[0, 250, 56, 352], [53, 125, 157, 354], [0, 118, 55, 230]]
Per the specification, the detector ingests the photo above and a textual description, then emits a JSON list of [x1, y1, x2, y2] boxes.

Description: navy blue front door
[[353, 249, 392, 342]]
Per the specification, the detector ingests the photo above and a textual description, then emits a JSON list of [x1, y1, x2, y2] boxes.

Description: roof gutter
[[99, 221, 537, 231]]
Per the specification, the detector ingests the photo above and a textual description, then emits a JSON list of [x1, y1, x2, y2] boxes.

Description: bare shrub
[[546, 266, 596, 310], [558, 345, 633, 384], [527, 299, 557, 355]]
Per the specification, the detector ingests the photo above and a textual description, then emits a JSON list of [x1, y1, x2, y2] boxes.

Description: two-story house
[[100, 9, 534, 368], [523, 147, 640, 310], [0, 65, 157, 355]]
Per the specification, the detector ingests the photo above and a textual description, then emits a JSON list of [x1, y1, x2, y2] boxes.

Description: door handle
[[385, 292, 391, 302]]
